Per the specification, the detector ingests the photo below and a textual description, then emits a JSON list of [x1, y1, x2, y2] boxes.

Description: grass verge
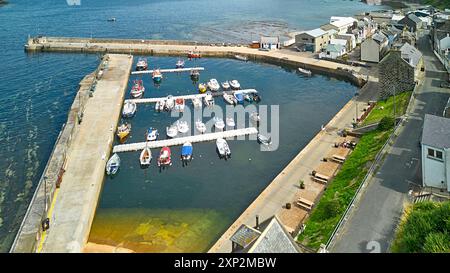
[[362, 91, 412, 126], [296, 127, 392, 250]]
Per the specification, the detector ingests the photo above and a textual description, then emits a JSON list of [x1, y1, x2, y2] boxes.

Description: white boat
[[235, 55, 248, 61], [298, 67, 312, 76], [250, 112, 260, 124], [214, 117, 225, 130], [146, 127, 159, 141], [223, 93, 237, 105], [106, 153, 120, 175], [139, 147, 152, 166], [191, 97, 202, 109], [136, 57, 148, 71], [174, 98, 185, 112], [221, 81, 230, 90], [177, 120, 190, 134], [226, 117, 235, 128], [165, 95, 175, 111], [155, 99, 166, 112], [166, 124, 178, 138], [257, 133, 272, 145], [207, 78, 220, 91], [195, 120, 206, 134], [216, 138, 231, 158], [229, 80, 240, 90], [175, 59, 185, 69], [122, 101, 137, 118], [204, 91, 214, 107]]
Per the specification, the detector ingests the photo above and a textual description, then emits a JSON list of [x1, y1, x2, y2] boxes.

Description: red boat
[[188, 50, 201, 59], [130, 79, 145, 98], [157, 146, 172, 167]]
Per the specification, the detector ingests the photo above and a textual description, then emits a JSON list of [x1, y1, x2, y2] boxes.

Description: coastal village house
[[352, 17, 377, 44], [421, 114, 450, 193], [379, 42, 423, 99], [295, 28, 329, 53], [329, 16, 357, 34], [382, 26, 402, 46], [432, 19, 450, 75], [319, 43, 347, 59], [260, 36, 280, 50], [398, 13, 423, 33], [360, 32, 389, 63]]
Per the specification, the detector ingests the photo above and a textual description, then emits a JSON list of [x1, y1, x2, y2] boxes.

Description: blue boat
[[233, 92, 244, 104], [181, 142, 193, 162], [146, 127, 159, 141]]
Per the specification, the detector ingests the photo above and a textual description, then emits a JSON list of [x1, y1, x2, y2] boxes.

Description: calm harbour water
[[0, 0, 386, 252]]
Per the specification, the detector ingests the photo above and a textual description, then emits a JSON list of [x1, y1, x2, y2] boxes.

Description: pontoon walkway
[[113, 127, 258, 153], [131, 67, 205, 75]]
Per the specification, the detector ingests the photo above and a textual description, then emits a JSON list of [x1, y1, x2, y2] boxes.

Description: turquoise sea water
[[0, 0, 386, 251]]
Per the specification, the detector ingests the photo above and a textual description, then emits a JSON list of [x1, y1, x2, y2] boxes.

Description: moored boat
[[233, 91, 244, 104], [122, 101, 137, 118], [252, 93, 261, 103], [174, 98, 185, 112], [130, 79, 145, 98], [226, 117, 235, 128], [191, 69, 200, 81], [223, 93, 236, 105], [235, 55, 248, 61], [155, 99, 166, 112], [166, 123, 178, 138], [188, 50, 201, 59], [146, 127, 159, 141], [157, 146, 172, 167], [244, 93, 253, 102], [165, 95, 175, 111], [136, 57, 148, 71], [221, 81, 230, 90], [257, 133, 272, 145], [204, 91, 214, 107], [214, 117, 225, 130], [230, 80, 241, 90], [176, 120, 190, 134], [152, 69, 163, 83], [216, 138, 231, 159], [195, 119, 206, 134], [139, 147, 152, 167], [192, 97, 202, 109], [198, 83, 207, 93], [175, 59, 185, 69], [298, 67, 312, 76], [207, 78, 220, 92], [106, 153, 120, 175], [116, 122, 131, 143], [181, 142, 193, 162]]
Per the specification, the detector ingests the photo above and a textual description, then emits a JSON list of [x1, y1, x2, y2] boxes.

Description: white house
[[319, 43, 347, 59], [439, 34, 450, 56], [329, 17, 357, 34], [260, 36, 280, 50], [361, 32, 389, 63], [421, 114, 450, 193]]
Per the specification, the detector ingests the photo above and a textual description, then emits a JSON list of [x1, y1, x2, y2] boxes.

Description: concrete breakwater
[[25, 36, 368, 87], [11, 54, 132, 252]]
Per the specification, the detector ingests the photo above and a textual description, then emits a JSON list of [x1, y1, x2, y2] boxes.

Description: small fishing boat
[[181, 142, 193, 162], [230, 80, 241, 90], [252, 93, 261, 103], [221, 81, 230, 90], [174, 98, 185, 112], [157, 147, 172, 167], [257, 133, 272, 145], [250, 112, 260, 124], [223, 93, 237, 105], [146, 127, 159, 141], [233, 91, 244, 104], [130, 79, 145, 98], [107, 17, 117, 22], [165, 95, 175, 111], [116, 123, 131, 143], [190, 69, 200, 80], [207, 79, 220, 92], [166, 123, 178, 138], [298, 67, 312, 76], [235, 55, 248, 61], [136, 57, 148, 71], [152, 69, 163, 83], [244, 93, 253, 102], [106, 153, 120, 175], [226, 117, 235, 128], [188, 50, 201, 59], [204, 91, 214, 107], [192, 97, 202, 109], [198, 83, 207, 93], [139, 146, 152, 167], [214, 117, 225, 130], [175, 59, 185, 69], [216, 138, 231, 158], [177, 120, 190, 134], [122, 101, 137, 118], [195, 120, 206, 134], [155, 99, 166, 112]]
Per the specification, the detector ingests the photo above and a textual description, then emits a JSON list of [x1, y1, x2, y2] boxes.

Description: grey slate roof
[[422, 114, 450, 149], [404, 13, 422, 24], [247, 217, 300, 253], [230, 224, 261, 248], [372, 32, 388, 44], [400, 42, 422, 67]]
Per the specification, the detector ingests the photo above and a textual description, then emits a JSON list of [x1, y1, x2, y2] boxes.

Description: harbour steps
[[113, 127, 258, 153], [125, 89, 258, 104], [131, 67, 205, 75]]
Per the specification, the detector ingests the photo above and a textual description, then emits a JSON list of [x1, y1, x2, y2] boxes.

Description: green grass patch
[[391, 201, 450, 253], [362, 91, 412, 126], [296, 128, 392, 250]]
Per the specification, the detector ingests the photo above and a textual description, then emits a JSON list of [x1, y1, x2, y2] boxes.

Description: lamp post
[[355, 92, 360, 123]]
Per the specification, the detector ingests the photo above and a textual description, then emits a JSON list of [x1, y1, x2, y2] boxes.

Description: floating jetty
[[131, 67, 205, 75], [125, 89, 258, 104], [113, 127, 258, 153]]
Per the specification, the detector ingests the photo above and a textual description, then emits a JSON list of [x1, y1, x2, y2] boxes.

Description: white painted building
[[329, 17, 357, 34], [421, 114, 450, 192]]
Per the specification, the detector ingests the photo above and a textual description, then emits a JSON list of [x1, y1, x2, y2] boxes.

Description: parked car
[[440, 81, 450, 88]]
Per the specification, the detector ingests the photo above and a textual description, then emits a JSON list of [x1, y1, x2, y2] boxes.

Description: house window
[[428, 148, 444, 161], [428, 148, 434, 157], [436, 150, 443, 160]]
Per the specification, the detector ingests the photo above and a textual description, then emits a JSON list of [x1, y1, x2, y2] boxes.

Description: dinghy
[[192, 97, 202, 109], [139, 147, 152, 167], [230, 80, 240, 90], [106, 153, 120, 175], [174, 98, 185, 112], [116, 123, 131, 143], [252, 93, 261, 103], [177, 120, 190, 134], [152, 69, 163, 83], [223, 93, 237, 105], [155, 99, 166, 112], [191, 69, 200, 81], [221, 81, 230, 90], [198, 83, 207, 93], [166, 124, 178, 138], [233, 91, 244, 104], [235, 55, 248, 61], [214, 117, 225, 130], [298, 67, 312, 76], [195, 120, 206, 134], [181, 142, 193, 162], [175, 59, 185, 69], [216, 138, 231, 159], [204, 91, 214, 107], [207, 78, 220, 91], [130, 79, 145, 98], [136, 57, 148, 71], [226, 117, 235, 128], [165, 95, 175, 111], [158, 147, 172, 167], [146, 127, 159, 141], [257, 133, 272, 145], [122, 101, 137, 118]]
